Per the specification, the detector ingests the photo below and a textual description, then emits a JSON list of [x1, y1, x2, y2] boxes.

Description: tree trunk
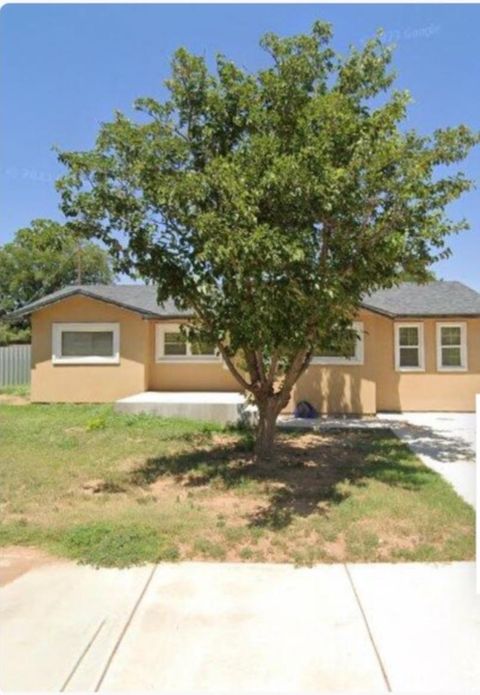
[[214, 338, 312, 464], [254, 400, 279, 463]]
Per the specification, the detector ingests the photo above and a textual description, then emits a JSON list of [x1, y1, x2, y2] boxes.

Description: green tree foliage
[[0, 218, 114, 344], [56, 22, 479, 460], [399, 269, 438, 283]]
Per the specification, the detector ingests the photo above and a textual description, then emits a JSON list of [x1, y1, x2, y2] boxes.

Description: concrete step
[[114, 391, 255, 425]]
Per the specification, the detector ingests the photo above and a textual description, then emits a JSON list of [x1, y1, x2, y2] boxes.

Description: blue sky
[[1, 3, 479, 289]]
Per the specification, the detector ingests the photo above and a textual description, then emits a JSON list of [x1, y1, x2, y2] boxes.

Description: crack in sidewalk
[[94, 564, 158, 692], [60, 619, 106, 691], [344, 563, 392, 692]]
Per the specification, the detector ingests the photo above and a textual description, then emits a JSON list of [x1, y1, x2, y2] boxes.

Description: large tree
[[0, 218, 114, 343], [56, 22, 478, 460]]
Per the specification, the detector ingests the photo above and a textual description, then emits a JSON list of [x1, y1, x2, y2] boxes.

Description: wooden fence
[[0, 344, 31, 386]]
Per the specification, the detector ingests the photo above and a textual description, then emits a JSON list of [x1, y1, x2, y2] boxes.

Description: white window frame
[[436, 322, 468, 372], [311, 322, 364, 366], [52, 322, 120, 365], [394, 322, 425, 372], [155, 323, 220, 363]]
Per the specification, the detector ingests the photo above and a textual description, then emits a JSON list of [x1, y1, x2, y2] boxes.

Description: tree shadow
[[377, 418, 474, 463], [292, 362, 371, 417], [129, 428, 438, 530]]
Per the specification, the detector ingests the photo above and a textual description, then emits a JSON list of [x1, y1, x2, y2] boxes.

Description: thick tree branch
[[274, 348, 310, 406], [216, 341, 253, 391], [186, 296, 253, 392], [255, 350, 267, 383], [266, 350, 279, 383], [244, 348, 262, 391]]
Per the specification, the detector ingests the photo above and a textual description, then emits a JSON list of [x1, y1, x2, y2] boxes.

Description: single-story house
[[10, 280, 480, 414]]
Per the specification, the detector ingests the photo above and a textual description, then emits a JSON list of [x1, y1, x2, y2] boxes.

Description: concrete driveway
[[1, 554, 480, 693], [378, 412, 476, 508], [280, 412, 476, 508]]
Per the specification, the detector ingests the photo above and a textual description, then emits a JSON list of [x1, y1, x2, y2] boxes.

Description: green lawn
[[0, 403, 474, 567]]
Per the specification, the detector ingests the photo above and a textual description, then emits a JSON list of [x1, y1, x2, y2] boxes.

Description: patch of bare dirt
[[0, 546, 62, 587], [324, 534, 347, 561], [81, 479, 126, 494], [0, 394, 29, 406], [373, 534, 422, 560], [352, 518, 425, 558], [197, 491, 271, 526], [117, 456, 147, 472], [149, 476, 185, 497], [210, 433, 241, 448]]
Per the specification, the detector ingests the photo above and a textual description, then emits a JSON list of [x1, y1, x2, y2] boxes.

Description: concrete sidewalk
[[1, 558, 479, 693]]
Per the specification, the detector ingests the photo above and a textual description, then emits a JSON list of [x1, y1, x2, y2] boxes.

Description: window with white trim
[[311, 322, 364, 365], [156, 324, 219, 362], [52, 323, 120, 364], [437, 322, 467, 371], [394, 323, 424, 371]]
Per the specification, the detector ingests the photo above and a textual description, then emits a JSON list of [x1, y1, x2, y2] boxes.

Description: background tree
[[56, 22, 478, 461], [0, 218, 114, 344]]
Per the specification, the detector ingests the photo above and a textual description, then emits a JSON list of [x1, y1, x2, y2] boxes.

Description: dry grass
[[0, 385, 30, 405], [0, 404, 474, 566]]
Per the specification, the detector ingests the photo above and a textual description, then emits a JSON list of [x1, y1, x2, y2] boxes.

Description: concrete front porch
[[115, 391, 251, 425]]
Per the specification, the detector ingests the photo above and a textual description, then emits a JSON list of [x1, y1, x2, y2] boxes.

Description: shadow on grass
[[378, 419, 474, 463], [130, 428, 439, 530]]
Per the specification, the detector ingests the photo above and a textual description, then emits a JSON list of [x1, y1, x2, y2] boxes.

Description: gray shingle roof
[[8, 280, 480, 320], [7, 284, 191, 319], [363, 281, 480, 317]]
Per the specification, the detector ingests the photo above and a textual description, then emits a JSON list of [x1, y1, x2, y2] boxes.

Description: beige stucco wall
[[375, 317, 480, 412], [30, 297, 480, 412], [146, 320, 239, 392], [291, 309, 381, 415], [291, 312, 480, 414], [31, 296, 148, 402]]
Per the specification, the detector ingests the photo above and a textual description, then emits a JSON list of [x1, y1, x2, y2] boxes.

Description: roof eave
[[8, 288, 480, 323], [392, 312, 480, 319], [359, 302, 396, 318], [6, 288, 164, 321], [359, 303, 480, 319]]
